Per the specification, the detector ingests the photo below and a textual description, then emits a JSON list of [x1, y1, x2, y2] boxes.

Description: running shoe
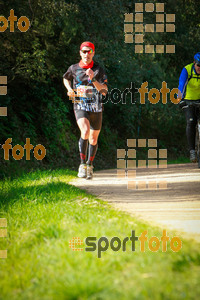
[[86, 165, 93, 180], [190, 150, 197, 163], [77, 164, 87, 178]]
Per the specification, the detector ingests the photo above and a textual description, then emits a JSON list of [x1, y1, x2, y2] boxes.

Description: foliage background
[[0, 0, 200, 177]]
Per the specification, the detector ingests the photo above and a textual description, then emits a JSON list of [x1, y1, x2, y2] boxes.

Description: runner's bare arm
[[93, 82, 108, 96], [86, 69, 108, 96], [63, 78, 75, 96]]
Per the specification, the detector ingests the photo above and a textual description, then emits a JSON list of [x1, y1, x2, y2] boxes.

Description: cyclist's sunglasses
[[196, 63, 200, 67], [81, 49, 93, 54]]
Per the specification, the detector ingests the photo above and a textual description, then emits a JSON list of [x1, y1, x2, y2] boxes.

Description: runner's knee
[[89, 138, 97, 145], [89, 134, 99, 145], [81, 128, 90, 139]]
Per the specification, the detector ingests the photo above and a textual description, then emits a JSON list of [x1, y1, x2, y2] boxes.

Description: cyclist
[[178, 52, 200, 162], [63, 42, 108, 179]]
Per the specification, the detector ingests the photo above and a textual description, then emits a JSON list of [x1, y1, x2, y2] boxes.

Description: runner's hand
[[67, 88, 75, 97], [86, 68, 94, 80]]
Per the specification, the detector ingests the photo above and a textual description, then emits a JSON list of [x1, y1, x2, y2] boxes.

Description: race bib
[[77, 85, 94, 98]]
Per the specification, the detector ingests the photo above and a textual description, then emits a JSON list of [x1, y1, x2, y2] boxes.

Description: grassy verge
[[168, 157, 190, 164], [0, 169, 200, 300]]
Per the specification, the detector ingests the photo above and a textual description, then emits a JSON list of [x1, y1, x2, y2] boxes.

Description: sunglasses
[[196, 63, 200, 67], [81, 49, 93, 54]]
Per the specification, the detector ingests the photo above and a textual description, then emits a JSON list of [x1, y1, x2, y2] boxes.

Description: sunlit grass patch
[[0, 169, 200, 300]]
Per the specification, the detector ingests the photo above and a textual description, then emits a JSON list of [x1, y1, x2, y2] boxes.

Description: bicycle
[[180, 100, 200, 168]]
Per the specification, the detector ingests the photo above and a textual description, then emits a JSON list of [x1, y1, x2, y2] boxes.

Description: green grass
[[168, 157, 190, 164], [0, 169, 200, 300]]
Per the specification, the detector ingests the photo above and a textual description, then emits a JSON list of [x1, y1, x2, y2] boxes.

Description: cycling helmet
[[194, 52, 200, 64]]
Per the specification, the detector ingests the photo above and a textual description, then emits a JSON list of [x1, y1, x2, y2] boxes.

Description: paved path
[[71, 164, 200, 241]]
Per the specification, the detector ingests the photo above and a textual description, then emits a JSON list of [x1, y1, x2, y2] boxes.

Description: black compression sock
[[78, 138, 88, 164], [87, 144, 98, 165]]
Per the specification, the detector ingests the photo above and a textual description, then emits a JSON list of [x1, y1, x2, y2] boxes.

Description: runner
[[178, 52, 200, 162], [63, 41, 108, 179]]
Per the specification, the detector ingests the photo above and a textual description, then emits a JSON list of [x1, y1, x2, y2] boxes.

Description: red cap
[[80, 41, 95, 52]]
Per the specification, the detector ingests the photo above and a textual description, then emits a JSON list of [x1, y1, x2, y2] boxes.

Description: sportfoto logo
[[0, 218, 7, 259], [117, 138, 168, 190], [124, 2, 175, 53], [0, 76, 7, 116], [1, 138, 46, 161], [69, 81, 180, 105], [0, 9, 30, 32], [69, 230, 182, 258]]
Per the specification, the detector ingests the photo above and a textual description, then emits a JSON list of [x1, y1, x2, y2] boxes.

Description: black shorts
[[74, 109, 102, 130]]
